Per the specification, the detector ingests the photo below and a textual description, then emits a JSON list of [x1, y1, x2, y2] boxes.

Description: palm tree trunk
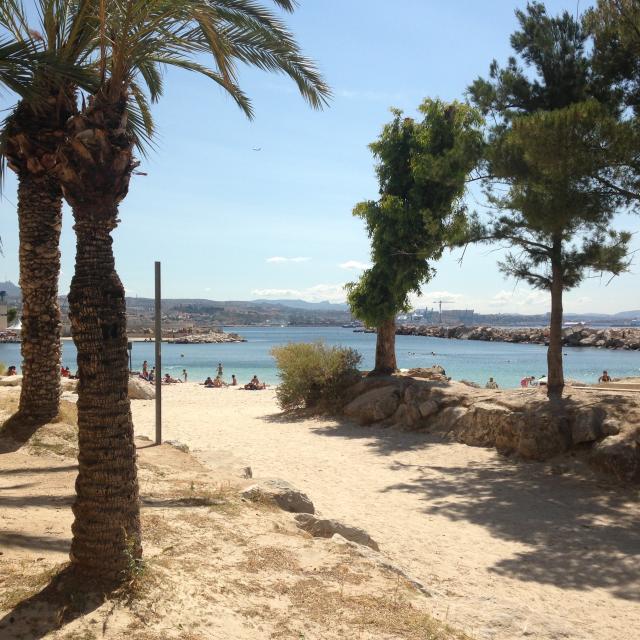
[[67, 208, 140, 581], [547, 260, 564, 399], [372, 316, 397, 375], [16, 172, 62, 424]]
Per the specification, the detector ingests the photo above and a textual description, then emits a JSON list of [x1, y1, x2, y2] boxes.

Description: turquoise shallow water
[[1, 326, 639, 388]]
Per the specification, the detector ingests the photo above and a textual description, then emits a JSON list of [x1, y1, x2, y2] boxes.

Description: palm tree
[[55, 0, 329, 581], [0, 1, 98, 430]]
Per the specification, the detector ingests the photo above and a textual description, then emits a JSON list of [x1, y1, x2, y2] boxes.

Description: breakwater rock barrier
[[397, 324, 640, 350]]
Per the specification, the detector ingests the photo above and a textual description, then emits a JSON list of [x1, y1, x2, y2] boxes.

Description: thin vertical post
[[154, 261, 162, 445]]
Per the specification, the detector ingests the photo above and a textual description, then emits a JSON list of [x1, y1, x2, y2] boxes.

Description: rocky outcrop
[[294, 513, 379, 551], [589, 435, 640, 483], [168, 331, 246, 344], [128, 376, 156, 400], [340, 374, 640, 480], [241, 478, 315, 514], [397, 324, 640, 351]]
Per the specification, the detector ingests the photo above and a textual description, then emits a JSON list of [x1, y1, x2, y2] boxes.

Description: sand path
[[132, 385, 640, 640]]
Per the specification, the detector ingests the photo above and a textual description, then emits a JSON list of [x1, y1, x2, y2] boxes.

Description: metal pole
[[155, 261, 162, 445]]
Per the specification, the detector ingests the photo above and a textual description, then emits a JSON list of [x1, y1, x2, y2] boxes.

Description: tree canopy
[[347, 99, 483, 331]]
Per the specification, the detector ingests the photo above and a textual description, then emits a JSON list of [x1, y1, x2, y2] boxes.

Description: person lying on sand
[[244, 375, 267, 390], [163, 373, 181, 384]]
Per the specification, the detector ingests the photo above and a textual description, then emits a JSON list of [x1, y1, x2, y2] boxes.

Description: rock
[[514, 413, 571, 461], [601, 418, 621, 436], [294, 513, 379, 551], [418, 399, 439, 418], [343, 385, 402, 425], [571, 408, 604, 445], [241, 466, 253, 479], [60, 378, 78, 392], [128, 376, 155, 400], [425, 406, 467, 433], [0, 375, 22, 387], [406, 366, 448, 381], [590, 435, 640, 483], [241, 478, 314, 514], [164, 439, 189, 453], [456, 403, 513, 447]]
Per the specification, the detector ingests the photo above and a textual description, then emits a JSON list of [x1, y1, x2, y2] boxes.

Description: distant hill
[[0, 281, 21, 299], [251, 299, 349, 311]]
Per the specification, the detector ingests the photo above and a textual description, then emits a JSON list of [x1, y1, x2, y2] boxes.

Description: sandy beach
[[129, 384, 640, 640]]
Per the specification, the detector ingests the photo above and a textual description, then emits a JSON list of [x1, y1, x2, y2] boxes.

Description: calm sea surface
[[1, 326, 639, 388]]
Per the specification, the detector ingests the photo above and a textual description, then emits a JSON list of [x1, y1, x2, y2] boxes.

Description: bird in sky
[[252, 147, 262, 151]]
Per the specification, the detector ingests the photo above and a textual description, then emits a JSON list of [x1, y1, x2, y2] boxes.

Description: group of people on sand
[[138, 360, 188, 384], [520, 375, 547, 388], [202, 362, 267, 390]]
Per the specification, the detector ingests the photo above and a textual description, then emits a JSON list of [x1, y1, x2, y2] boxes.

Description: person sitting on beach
[[212, 375, 224, 388], [163, 373, 179, 384], [598, 370, 612, 383], [520, 376, 530, 388], [204, 376, 214, 387], [231, 374, 237, 386], [529, 375, 539, 387], [485, 377, 499, 389], [6, 365, 17, 376], [61, 366, 70, 378]]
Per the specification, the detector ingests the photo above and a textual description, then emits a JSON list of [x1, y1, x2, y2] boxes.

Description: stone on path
[[241, 478, 315, 514], [294, 513, 379, 551]]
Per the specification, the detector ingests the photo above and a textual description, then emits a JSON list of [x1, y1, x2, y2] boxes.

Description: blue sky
[[0, 0, 638, 314]]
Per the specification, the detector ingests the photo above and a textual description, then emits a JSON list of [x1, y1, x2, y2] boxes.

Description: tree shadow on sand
[[0, 565, 112, 640], [0, 412, 51, 454], [383, 457, 640, 600]]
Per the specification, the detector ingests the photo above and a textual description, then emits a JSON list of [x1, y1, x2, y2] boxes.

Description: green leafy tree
[[347, 99, 483, 375], [469, 3, 631, 398], [49, 0, 329, 582], [586, 0, 640, 202], [7, 308, 17, 325]]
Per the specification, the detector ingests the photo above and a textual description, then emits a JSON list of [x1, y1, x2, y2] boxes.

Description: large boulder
[[405, 366, 448, 381], [294, 513, 379, 551], [570, 408, 605, 445], [424, 406, 467, 434], [128, 376, 155, 400], [241, 478, 314, 514], [0, 375, 22, 387], [343, 385, 402, 425], [589, 435, 640, 483], [510, 413, 571, 461], [456, 403, 513, 447]]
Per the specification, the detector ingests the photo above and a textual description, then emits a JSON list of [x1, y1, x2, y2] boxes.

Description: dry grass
[[285, 577, 471, 640], [0, 561, 67, 611], [241, 546, 301, 574]]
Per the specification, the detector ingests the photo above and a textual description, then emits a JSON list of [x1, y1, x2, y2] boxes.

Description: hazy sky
[[0, 0, 637, 314]]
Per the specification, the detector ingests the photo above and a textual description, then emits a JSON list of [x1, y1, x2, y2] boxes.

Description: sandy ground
[[131, 384, 640, 640], [0, 393, 464, 640]]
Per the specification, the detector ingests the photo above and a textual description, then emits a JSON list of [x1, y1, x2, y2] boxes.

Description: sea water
[[1, 325, 639, 388]]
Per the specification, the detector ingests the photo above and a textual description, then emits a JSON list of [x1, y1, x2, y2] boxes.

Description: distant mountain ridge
[[0, 280, 636, 317]]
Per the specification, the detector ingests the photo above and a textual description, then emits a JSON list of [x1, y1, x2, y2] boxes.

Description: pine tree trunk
[[547, 260, 564, 399], [67, 208, 141, 581], [16, 173, 62, 423], [372, 317, 397, 375]]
